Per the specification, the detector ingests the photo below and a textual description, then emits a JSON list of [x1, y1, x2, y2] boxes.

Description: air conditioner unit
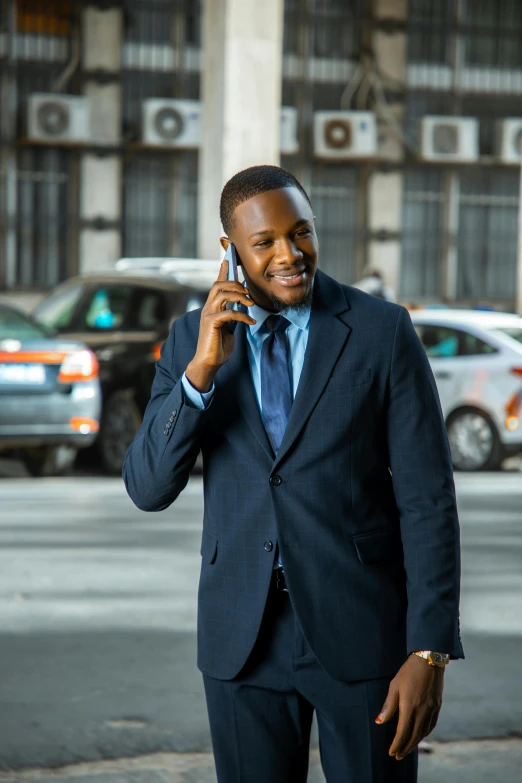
[[142, 99, 202, 148], [280, 106, 299, 155], [313, 111, 377, 160], [27, 94, 90, 142], [495, 119, 522, 164], [420, 116, 479, 162]]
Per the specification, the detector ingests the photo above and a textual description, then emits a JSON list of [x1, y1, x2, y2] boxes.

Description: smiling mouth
[[271, 270, 308, 288]]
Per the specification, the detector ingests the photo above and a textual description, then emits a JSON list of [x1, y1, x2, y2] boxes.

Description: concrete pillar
[[198, 0, 284, 259], [366, 0, 407, 299], [79, 6, 122, 273]]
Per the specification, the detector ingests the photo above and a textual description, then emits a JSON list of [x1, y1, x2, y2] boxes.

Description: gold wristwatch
[[413, 650, 450, 668]]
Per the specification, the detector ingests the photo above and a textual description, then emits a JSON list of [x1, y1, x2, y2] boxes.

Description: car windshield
[[34, 283, 84, 330], [492, 327, 522, 345], [0, 306, 48, 340]]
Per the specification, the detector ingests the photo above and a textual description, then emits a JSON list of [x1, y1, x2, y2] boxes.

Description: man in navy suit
[[123, 165, 464, 782]]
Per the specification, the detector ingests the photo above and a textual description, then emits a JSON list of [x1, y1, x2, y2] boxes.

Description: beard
[[270, 285, 314, 315], [241, 267, 315, 314]]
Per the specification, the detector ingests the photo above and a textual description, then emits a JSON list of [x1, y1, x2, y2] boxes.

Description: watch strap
[[413, 650, 450, 668]]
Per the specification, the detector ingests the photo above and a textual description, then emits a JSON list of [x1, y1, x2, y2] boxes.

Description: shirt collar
[[248, 300, 311, 336]]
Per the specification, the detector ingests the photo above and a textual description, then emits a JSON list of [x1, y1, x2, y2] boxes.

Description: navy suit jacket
[[123, 269, 464, 682]]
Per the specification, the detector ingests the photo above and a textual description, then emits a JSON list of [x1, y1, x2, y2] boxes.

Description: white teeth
[[274, 272, 302, 279]]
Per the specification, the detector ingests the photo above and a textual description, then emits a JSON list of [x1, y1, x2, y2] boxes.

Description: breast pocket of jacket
[[326, 368, 372, 396]]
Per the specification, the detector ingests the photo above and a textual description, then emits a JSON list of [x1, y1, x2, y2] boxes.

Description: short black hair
[[220, 165, 312, 236]]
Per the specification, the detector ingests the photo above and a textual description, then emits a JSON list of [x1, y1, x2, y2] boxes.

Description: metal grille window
[[407, 0, 451, 65], [124, 0, 175, 46], [284, 0, 360, 59], [312, 0, 359, 60], [401, 168, 445, 300], [122, 152, 198, 259], [121, 0, 201, 259], [457, 168, 518, 302], [122, 0, 201, 77], [0, 0, 80, 288], [465, 0, 522, 69], [1, 0, 75, 62], [15, 147, 72, 287], [309, 165, 357, 285], [281, 2, 360, 286]]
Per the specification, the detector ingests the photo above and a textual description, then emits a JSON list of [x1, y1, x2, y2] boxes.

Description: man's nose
[[276, 237, 303, 264]]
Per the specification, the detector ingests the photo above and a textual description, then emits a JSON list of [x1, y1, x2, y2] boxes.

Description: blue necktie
[[261, 315, 292, 454]]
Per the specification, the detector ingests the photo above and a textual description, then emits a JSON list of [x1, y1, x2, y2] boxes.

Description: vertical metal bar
[[67, 151, 80, 279], [443, 171, 460, 301], [516, 159, 522, 314], [440, 0, 465, 303], [46, 148, 59, 285], [18, 150, 32, 287], [1, 0, 17, 288]]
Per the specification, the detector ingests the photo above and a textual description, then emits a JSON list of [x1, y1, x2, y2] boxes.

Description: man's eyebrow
[[249, 219, 311, 241]]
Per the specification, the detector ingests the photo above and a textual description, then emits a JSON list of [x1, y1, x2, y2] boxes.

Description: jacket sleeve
[[386, 306, 464, 659], [122, 320, 207, 512]]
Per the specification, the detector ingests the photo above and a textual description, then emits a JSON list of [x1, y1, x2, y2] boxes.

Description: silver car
[[0, 303, 101, 476]]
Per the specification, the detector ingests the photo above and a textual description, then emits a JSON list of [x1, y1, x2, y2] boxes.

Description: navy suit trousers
[[203, 585, 418, 783]]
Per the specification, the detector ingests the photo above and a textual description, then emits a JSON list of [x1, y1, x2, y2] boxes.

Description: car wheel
[[446, 408, 503, 471], [98, 390, 142, 475], [23, 445, 77, 477]]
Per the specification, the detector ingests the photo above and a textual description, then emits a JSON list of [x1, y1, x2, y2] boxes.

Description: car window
[[493, 327, 522, 345], [166, 290, 207, 317], [33, 283, 84, 331], [80, 286, 133, 331], [463, 332, 497, 355], [415, 325, 462, 358], [0, 307, 47, 340], [127, 289, 167, 330]]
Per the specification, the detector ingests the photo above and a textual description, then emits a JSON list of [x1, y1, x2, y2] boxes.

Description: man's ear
[[220, 235, 242, 266]]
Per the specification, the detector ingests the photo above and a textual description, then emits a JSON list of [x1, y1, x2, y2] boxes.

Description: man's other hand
[[375, 654, 444, 761]]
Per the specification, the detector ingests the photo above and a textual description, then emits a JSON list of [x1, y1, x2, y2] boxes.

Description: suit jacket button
[[172, 409, 177, 417], [163, 428, 169, 436], [264, 541, 273, 552], [270, 475, 282, 487]]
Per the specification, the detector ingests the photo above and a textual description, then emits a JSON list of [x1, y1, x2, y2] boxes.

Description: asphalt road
[[0, 466, 521, 780]]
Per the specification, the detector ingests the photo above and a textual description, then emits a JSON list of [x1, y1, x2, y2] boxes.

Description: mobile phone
[[224, 243, 246, 334]]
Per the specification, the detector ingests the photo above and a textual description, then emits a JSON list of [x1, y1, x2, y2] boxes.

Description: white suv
[[409, 309, 522, 471]]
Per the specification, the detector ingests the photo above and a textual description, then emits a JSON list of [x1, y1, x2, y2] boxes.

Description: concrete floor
[[0, 469, 521, 781]]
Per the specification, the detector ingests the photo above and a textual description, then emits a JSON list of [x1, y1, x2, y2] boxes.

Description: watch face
[[430, 652, 450, 664]]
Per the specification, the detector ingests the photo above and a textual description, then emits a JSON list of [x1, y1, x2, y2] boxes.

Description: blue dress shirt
[[181, 301, 311, 413]]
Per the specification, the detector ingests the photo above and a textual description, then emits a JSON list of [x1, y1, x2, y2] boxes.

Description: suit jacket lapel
[[273, 270, 352, 469]]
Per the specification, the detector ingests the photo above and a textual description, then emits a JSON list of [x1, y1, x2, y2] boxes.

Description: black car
[[33, 270, 208, 474]]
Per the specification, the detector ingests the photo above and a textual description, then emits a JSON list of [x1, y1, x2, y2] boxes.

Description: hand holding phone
[[225, 243, 248, 334], [185, 244, 255, 393]]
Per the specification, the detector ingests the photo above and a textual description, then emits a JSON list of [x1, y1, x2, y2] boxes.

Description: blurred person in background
[[123, 165, 463, 783], [352, 265, 396, 302]]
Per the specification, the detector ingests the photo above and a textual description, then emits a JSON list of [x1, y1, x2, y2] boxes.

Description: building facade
[[1, 0, 522, 312]]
